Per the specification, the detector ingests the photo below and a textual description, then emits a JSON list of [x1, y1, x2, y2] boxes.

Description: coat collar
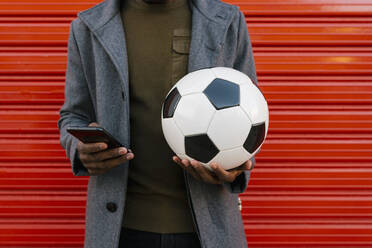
[[77, 0, 237, 91]]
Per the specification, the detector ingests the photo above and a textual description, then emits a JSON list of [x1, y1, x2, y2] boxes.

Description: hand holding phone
[[67, 123, 134, 175]]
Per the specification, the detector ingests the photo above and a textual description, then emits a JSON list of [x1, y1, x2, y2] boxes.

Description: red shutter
[[227, 0, 372, 247], [0, 0, 371, 247], [0, 1, 93, 246]]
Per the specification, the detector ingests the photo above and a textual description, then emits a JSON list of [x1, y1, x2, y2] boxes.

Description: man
[[58, 0, 257, 247]]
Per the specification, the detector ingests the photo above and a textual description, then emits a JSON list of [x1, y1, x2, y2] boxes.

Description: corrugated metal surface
[[0, 1, 91, 247], [228, 0, 372, 247], [0, 0, 371, 247]]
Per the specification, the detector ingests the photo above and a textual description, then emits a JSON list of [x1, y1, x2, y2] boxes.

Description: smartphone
[[67, 126, 124, 150]]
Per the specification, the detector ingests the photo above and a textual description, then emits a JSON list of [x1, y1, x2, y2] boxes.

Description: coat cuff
[[224, 157, 255, 193]]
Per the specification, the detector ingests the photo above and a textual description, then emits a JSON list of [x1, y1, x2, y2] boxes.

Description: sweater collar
[[78, 0, 236, 32]]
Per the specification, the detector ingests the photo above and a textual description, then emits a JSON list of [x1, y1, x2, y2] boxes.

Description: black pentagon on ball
[[203, 78, 240, 110], [243, 122, 266, 154], [185, 134, 219, 163], [162, 87, 181, 118]]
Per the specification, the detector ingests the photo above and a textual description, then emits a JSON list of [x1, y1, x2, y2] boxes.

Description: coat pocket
[[171, 29, 191, 86]]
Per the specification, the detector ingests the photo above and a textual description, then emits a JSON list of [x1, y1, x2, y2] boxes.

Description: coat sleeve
[[225, 9, 258, 194], [57, 20, 96, 176]]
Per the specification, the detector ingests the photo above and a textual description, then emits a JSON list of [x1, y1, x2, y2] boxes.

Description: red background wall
[[0, 0, 372, 247]]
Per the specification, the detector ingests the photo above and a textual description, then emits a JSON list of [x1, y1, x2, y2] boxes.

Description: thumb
[[88, 122, 100, 127]]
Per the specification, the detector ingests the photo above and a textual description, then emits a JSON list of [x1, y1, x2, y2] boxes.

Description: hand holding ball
[[161, 67, 269, 170]]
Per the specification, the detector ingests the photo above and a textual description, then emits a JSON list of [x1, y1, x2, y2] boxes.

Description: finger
[[83, 147, 130, 163], [172, 156, 184, 166], [87, 166, 112, 176], [172, 156, 188, 170], [181, 159, 202, 180], [247, 160, 254, 170], [228, 160, 253, 172], [87, 168, 106, 176], [181, 159, 191, 168], [87, 168, 98, 175], [230, 164, 247, 172], [191, 160, 222, 184], [241, 160, 253, 170], [88, 122, 100, 127], [84, 150, 134, 170], [98, 152, 134, 170], [78, 141, 107, 154], [173, 157, 201, 181], [84, 159, 106, 174], [211, 163, 242, 183]]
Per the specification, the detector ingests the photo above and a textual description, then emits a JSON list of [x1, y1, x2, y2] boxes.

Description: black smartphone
[[67, 126, 124, 149]]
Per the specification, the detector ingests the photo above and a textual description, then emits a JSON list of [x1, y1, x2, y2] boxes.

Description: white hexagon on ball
[[173, 93, 216, 136], [207, 106, 251, 150]]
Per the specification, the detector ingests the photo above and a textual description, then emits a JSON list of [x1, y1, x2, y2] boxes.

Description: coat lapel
[[94, 14, 129, 98], [188, 0, 236, 72], [78, 0, 129, 98]]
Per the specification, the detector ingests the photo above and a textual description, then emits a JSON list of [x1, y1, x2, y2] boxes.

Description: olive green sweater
[[120, 0, 195, 233]]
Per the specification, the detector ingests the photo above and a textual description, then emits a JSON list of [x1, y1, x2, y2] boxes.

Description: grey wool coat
[[58, 0, 258, 247]]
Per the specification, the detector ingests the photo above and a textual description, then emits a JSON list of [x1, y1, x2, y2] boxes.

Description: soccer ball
[[161, 67, 269, 170]]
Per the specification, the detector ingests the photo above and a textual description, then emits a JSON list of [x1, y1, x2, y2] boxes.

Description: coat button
[[106, 202, 117, 212]]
